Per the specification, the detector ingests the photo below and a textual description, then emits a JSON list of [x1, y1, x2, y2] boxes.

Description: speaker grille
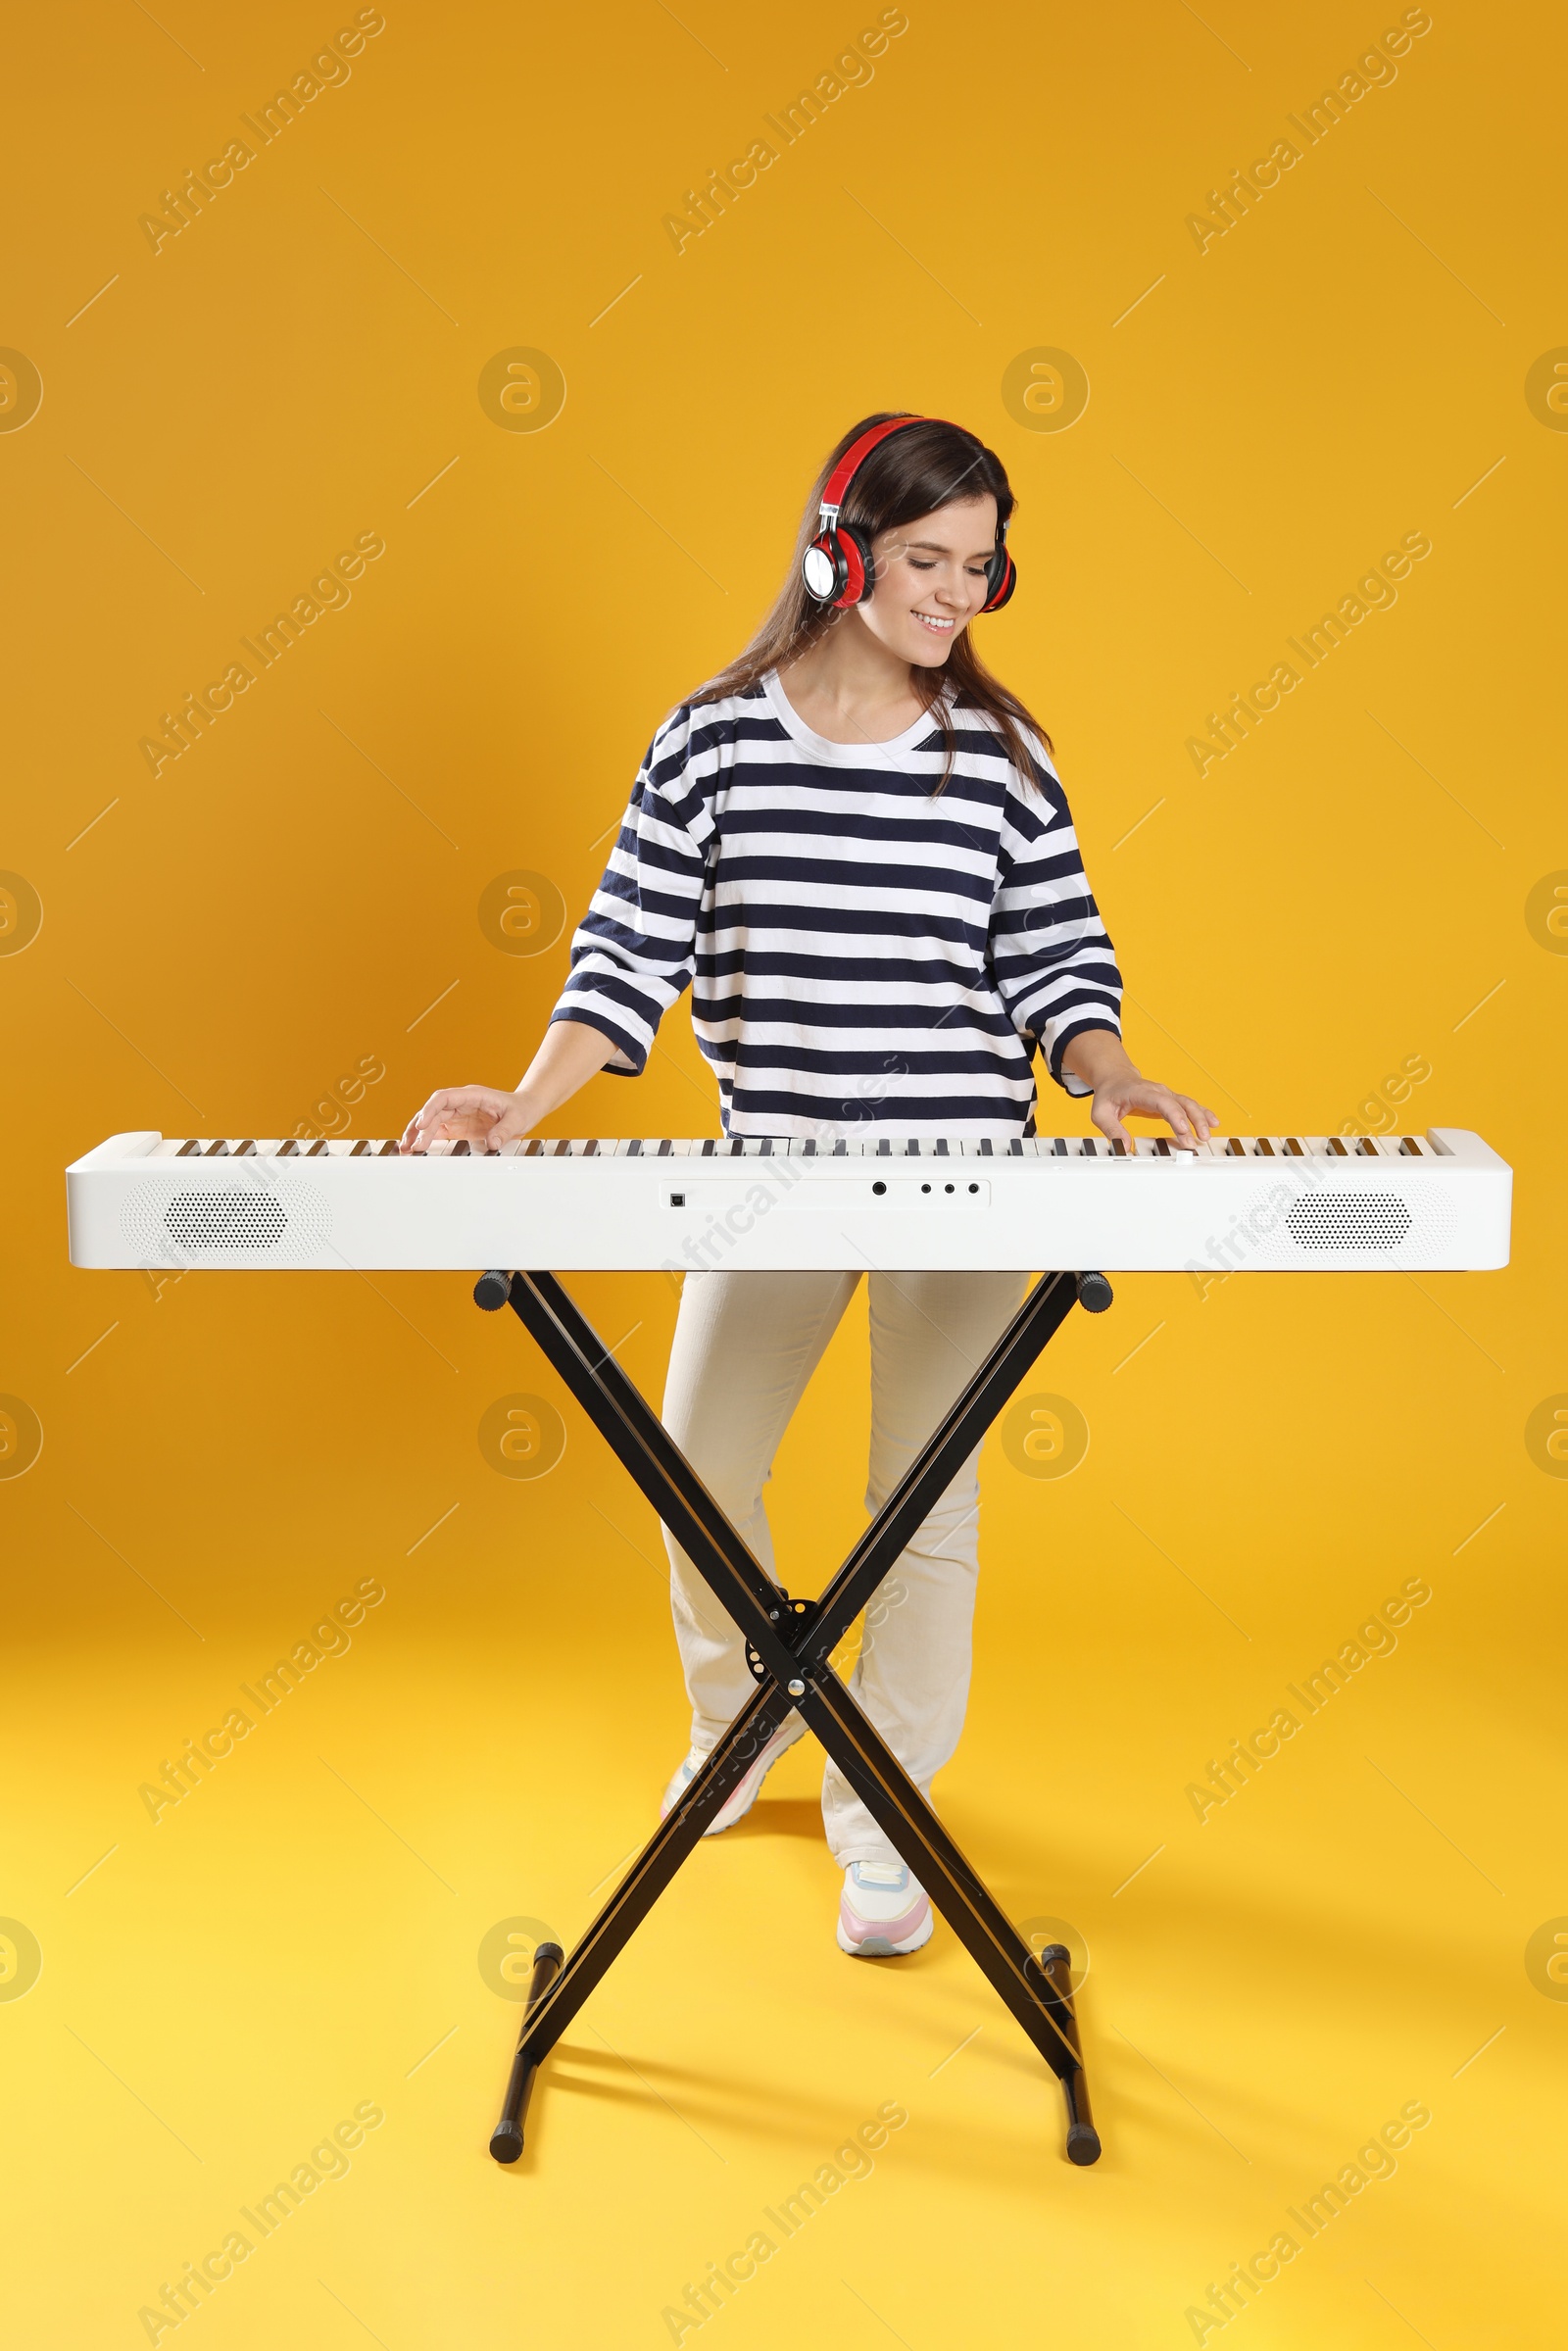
[[119, 1177, 330, 1263], [1285, 1193, 1413, 1250], [164, 1189, 287, 1250]]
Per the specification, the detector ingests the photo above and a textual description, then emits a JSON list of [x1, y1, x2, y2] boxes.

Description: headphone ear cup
[[803, 532, 846, 604], [835, 523, 876, 607], [981, 548, 1017, 612]]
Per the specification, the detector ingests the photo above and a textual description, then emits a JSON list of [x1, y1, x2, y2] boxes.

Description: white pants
[[661, 1267, 1028, 1866]]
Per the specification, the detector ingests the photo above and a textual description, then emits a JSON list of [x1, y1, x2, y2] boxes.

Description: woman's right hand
[[401, 1019, 621, 1154], [400, 1086, 536, 1153]]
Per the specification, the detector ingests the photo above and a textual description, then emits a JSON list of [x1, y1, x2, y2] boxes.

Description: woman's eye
[[909, 560, 935, 571]]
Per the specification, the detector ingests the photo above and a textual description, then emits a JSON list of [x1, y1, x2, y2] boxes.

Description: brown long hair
[[688, 412, 1052, 791]]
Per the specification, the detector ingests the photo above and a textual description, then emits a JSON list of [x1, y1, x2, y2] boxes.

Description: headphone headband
[[817, 415, 933, 522]]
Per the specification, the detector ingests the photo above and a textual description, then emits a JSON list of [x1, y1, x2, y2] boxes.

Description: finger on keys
[[1161, 1094, 1197, 1150], [1176, 1095, 1214, 1144], [404, 1090, 456, 1152]]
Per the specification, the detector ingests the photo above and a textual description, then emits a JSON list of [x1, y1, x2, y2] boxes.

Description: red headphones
[[801, 415, 1017, 613]]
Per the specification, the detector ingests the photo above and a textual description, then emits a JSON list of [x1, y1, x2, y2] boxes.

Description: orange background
[[3, 2, 1565, 2345]]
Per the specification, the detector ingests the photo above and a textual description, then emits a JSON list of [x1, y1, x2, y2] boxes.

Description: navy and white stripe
[[551, 671, 1122, 1139]]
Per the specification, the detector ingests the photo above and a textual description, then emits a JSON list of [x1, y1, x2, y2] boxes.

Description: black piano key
[[1285, 1138, 1303, 1155], [177, 1139, 201, 1156], [1155, 1138, 1171, 1156], [1328, 1138, 1348, 1155], [377, 1140, 399, 1156], [1358, 1138, 1378, 1156], [656, 1139, 671, 1156], [1400, 1137, 1421, 1155], [1008, 1139, 1023, 1155], [802, 1138, 816, 1154], [204, 1140, 228, 1156], [935, 1138, 949, 1155], [1226, 1138, 1245, 1157], [833, 1140, 847, 1155]]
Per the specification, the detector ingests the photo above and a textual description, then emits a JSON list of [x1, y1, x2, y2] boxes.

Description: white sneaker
[[837, 1860, 933, 1955], [661, 1718, 805, 1836]]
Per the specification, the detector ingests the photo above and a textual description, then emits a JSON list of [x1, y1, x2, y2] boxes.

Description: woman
[[404, 414, 1213, 1956]]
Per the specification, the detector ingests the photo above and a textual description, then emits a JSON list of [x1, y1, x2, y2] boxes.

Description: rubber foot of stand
[[1066, 2123, 1102, 2166], [474, 1271, 513, 1312], [489, 2124, 523, 2164]]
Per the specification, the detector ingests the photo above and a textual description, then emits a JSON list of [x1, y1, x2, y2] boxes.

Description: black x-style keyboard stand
[[473, 1263, 1112, 2167]]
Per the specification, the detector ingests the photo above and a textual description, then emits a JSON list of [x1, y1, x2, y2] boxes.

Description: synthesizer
[[67, 1130, 1510, 1274]]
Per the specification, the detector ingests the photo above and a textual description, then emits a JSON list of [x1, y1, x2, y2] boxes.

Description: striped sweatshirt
[[550, 670, 1123, 1140]]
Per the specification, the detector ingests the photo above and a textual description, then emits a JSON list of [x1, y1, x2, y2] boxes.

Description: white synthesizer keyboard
[[67, 1130, 1510, 1274]]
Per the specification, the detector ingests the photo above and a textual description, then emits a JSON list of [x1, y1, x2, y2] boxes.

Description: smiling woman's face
[[856, 493, 999, 668]]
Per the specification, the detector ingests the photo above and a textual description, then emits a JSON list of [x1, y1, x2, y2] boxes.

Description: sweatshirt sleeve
[[549, 703, 714, 1076], [989, 738, 1123, 1097]]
